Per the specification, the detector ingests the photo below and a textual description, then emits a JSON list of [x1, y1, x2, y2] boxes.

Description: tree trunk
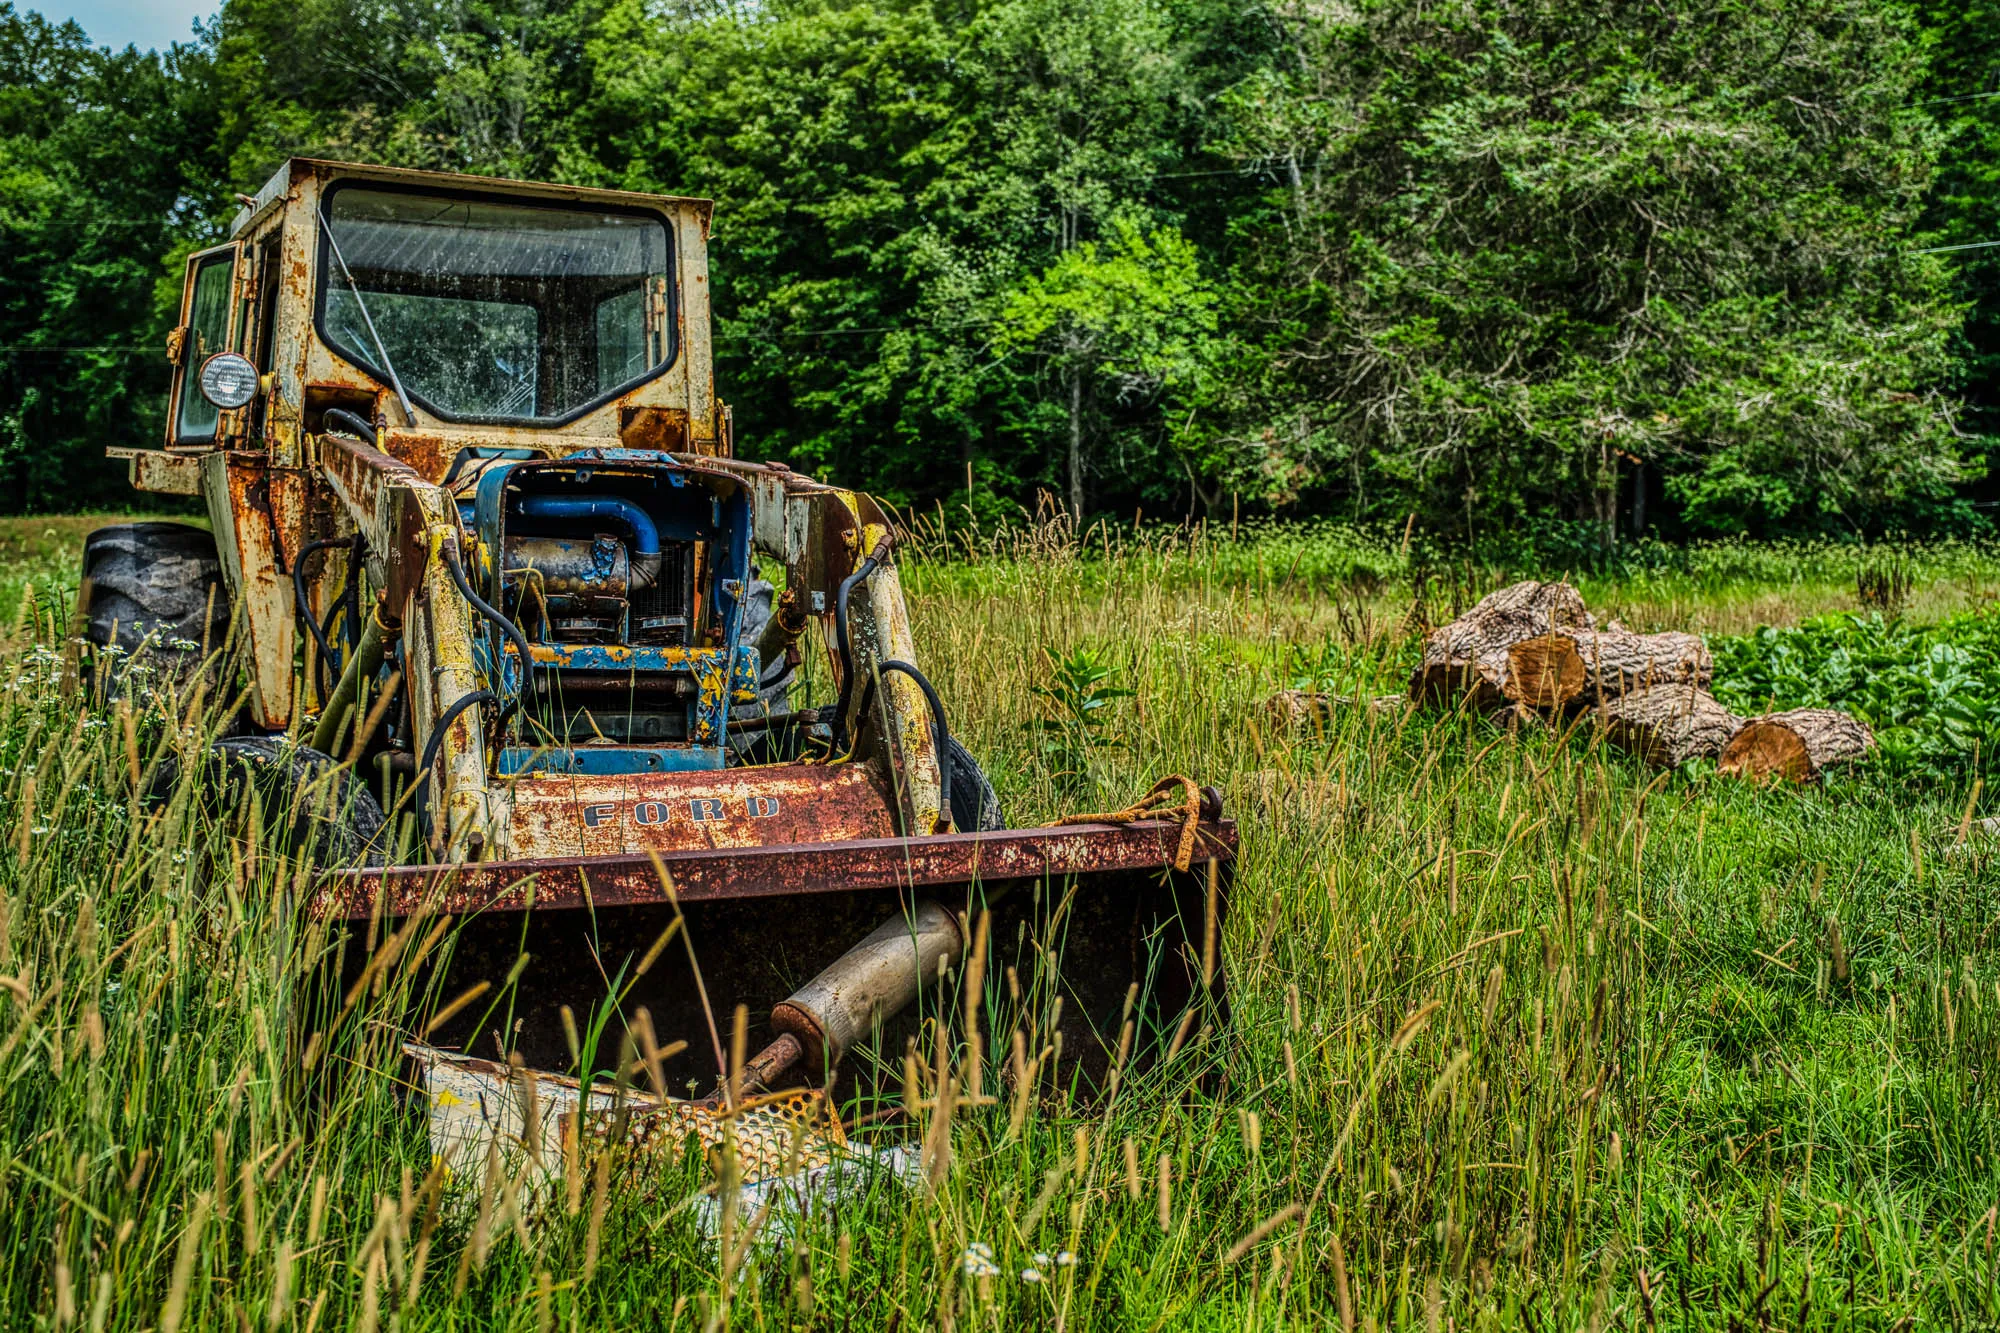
[[1410, 580, 1593, 711], [1598, 684, 1741, 768], [1719, 709, 1876, 783], [1556, 628, 1712, 703], [1067, 368, 1084, 519]]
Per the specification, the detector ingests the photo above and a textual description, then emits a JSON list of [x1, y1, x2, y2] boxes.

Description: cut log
[[1598, 684, 1742, 768], [1719, 709, 1876, 783], [1266, 689, 1410, 728], [1559, 629, 1713, 703], [1410, 581, 1593, 711]]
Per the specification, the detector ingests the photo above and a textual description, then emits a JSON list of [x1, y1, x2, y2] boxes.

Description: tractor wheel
[[76, 522, 231, 693], [150, 737, 387, 868], [947, 737, 1004, 832]]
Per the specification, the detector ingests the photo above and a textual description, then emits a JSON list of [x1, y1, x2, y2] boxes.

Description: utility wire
[[1916, 90, 2000, 106], [1914, 239, 2000, 255]]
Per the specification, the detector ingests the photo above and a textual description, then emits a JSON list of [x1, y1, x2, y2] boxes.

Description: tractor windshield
[[317, 185, 675, 424]]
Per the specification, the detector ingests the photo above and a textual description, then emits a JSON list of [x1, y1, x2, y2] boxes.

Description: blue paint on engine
[[495, 745, 726, 777]]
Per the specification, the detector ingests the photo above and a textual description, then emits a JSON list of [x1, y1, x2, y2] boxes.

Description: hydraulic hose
[[831, 537, 891, 748], [442, 540, 537, 726], [322, 408, 378, 447], [852, 658, 956, 831], [293, 536, 349, 702], [413, 689, 497, 833], [341, 535, 364, 654], [309, 605, 392, 757], [513, 495, 662, 587]]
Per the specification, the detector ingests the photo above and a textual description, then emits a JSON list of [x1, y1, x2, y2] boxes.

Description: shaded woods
[[4, 0, 1998, 549]]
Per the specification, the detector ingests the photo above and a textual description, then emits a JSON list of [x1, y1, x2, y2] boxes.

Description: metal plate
[[314, 817, 1237, 919]]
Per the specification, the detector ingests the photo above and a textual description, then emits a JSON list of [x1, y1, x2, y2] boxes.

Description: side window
[[249, 229, 284, 436], [595, 285, 646, 391], [175, 248, 238, 444]]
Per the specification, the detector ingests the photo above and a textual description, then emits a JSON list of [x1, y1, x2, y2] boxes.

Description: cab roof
[[230, 157, 714, 240]]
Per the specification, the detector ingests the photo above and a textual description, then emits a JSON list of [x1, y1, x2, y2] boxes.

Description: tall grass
[[0, 519, 1996, 1328]]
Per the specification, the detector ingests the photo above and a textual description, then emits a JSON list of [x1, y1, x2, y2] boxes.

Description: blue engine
[[457, 449, 761, 777]]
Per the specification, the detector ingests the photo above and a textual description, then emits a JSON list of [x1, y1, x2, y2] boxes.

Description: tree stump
[[1719, 709, 1876, 783], [1598, 684, 1741, 768], [1410, 581, 1593, 711], [1560, 629, 1713, 703]]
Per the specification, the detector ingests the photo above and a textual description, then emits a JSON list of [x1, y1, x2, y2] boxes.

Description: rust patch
[[313, 816, 1237, 919], [381, 430, 455, 482], [496, 760, 898, 862], [321, 431, 424, 493], [618, 406, 689, 452], [123, 450, 203, 496]]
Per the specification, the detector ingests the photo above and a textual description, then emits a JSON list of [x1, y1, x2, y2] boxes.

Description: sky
[[37, 0, 213, 51]]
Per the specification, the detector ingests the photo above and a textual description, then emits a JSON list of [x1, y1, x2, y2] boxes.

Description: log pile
[[1392, 579, 1875, 780]]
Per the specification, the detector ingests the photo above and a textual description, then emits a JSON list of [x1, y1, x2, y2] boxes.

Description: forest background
[[5, 0, 2000, 557]]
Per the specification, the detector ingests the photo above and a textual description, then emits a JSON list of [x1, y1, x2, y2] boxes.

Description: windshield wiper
[[319, 206, 417, 427]]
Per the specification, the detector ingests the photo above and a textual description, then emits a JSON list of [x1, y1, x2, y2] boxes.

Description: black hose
[[293, 536, 348, 701], [413, 689, 496, 832], [831, 539, 889, 747], [442, 541, 537, 725], [323, 408, 378, 446], [318, 596, 343, 666], [852, 658, 956, 831], [341, 534, 364, 654]]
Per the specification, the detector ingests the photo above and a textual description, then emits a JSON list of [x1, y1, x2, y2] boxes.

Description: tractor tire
[[76, 522, 231, 693], [151, 736, 387, 868], [948, 736, 1004, 832]]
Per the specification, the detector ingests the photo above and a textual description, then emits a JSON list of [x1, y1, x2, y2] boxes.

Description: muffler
[[743, 899, 964, 1091]]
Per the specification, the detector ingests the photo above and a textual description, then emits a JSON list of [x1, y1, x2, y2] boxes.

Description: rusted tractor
[[80, 158, 1234, 1159]]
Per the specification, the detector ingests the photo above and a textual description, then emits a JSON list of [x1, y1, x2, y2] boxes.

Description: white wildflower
[[961, 1243, 999, 1278]]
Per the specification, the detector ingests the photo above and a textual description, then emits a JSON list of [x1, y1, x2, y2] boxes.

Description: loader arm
[[315, 431, 497, 855]]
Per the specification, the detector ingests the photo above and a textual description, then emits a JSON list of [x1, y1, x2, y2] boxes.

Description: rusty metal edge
[[313, 818, 1237, 920]]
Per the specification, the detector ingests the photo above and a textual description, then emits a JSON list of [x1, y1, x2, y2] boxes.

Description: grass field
[[1, 514, 1998, 1330]]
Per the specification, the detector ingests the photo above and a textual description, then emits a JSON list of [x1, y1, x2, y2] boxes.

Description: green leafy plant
[[1711, 609, 2000, 783], [1022, 646, 1135, 793]]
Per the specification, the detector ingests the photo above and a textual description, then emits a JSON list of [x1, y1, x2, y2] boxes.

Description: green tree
[[211, 0, 598, 182], [0, 6, 224, 512], [1209, 0, 1972, 544], [994, 223, 1216, 514], [1915, 0, 2000, 485]]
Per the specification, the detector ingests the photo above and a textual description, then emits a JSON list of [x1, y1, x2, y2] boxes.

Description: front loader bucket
[[313, 813, 1235, 1101]]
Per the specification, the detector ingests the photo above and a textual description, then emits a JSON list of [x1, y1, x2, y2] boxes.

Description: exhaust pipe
[[514, 494, 663, 588], [741, 899, 965, 1091]]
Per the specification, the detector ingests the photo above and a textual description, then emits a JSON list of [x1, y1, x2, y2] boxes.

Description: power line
[[1917, 90, 2000, 106], [1914, 239, 2000, 255]]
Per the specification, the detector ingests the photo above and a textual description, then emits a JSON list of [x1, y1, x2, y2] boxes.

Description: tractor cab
[[124, 159, 787, 783]]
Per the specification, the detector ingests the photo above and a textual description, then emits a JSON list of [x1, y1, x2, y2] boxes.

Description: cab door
[[165, 243, 241, 449]]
